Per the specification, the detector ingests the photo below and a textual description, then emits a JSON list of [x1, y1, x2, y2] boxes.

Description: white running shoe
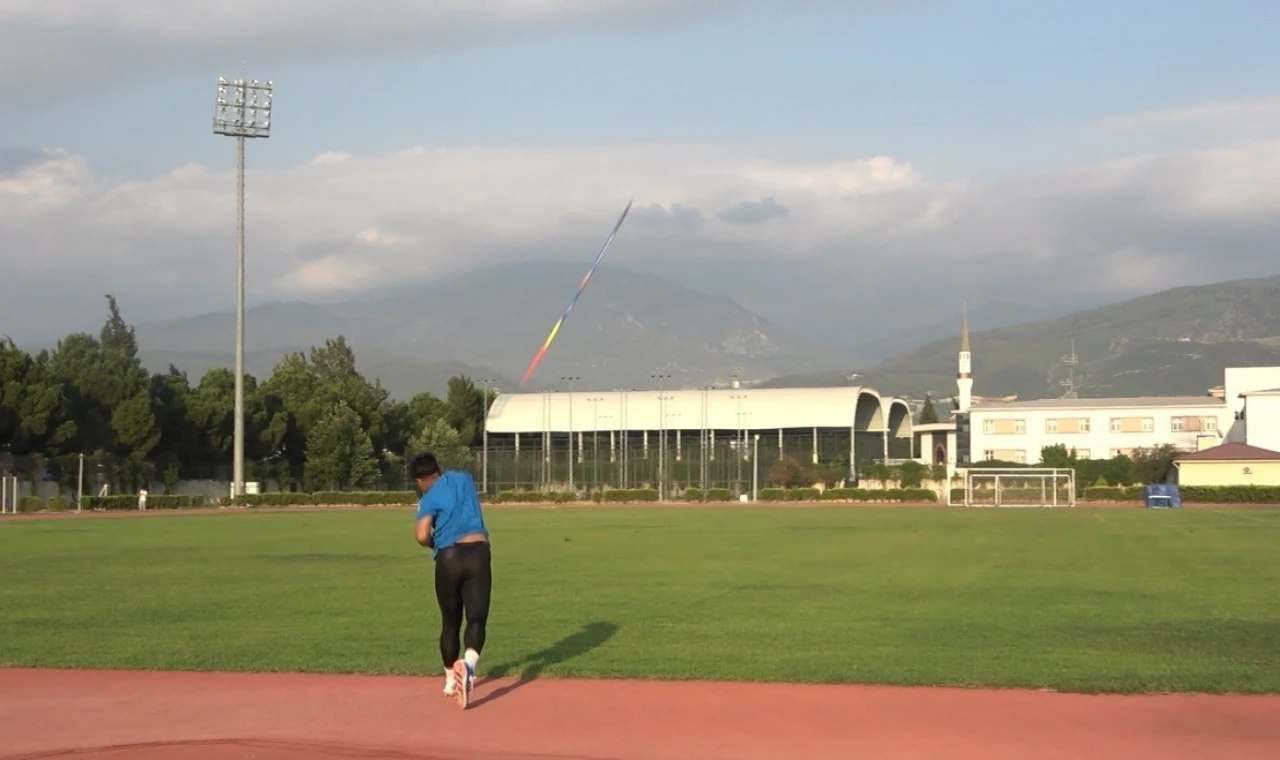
[[451, 660, 473, 709]]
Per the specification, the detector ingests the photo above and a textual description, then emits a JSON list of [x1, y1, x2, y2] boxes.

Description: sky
[[4, 0, 1280, 346]]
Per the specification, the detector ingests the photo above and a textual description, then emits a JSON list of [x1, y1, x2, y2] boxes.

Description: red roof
[[1175, 442, 1280, 462]]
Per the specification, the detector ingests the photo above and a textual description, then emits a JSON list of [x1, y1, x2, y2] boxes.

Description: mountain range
[[127, 262, 856, 398], [763, 273, 1280, 401], [26, 261, 1280, 404]]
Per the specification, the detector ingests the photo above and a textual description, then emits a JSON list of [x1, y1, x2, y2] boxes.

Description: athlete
[[411, 452, 492, 710]]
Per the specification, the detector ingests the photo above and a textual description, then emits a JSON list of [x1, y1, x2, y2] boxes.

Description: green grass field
[[1, 507, 1278, 694]]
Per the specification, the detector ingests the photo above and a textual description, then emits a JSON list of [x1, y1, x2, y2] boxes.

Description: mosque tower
[[957, 303, 973, 413]]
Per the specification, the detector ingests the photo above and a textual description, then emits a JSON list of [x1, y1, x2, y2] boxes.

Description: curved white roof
[[486, 386, 913, 436]]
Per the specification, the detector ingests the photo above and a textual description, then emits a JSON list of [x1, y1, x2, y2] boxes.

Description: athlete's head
[[410, 452, 442, 494]]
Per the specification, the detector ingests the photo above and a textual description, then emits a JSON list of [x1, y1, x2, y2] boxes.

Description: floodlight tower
[[213, 75, 273, 500]]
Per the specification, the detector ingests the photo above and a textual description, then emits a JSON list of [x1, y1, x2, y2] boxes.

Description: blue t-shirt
[[415, 470, 488, 559]]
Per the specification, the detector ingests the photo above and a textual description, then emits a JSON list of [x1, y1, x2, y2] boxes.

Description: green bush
[[705, 488, 733, 502], [18, 496, 43, 513], [750, 487, 942, 503], [81, 494, 208, 510], [1082, 486, 1143, 502], [683, 488, 705, 502], [1180, 485, 1280, 504], [45, 496, 68, 512], [489, 489, 579, 504]]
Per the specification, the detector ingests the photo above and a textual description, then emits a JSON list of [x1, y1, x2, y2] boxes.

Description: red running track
[[1, 669, 1277, 759]]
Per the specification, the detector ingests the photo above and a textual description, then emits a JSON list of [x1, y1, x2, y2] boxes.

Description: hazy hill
[[132, 261, 853, 396], [850, 301, 1066, 364], [761, 273, 1280, 400]]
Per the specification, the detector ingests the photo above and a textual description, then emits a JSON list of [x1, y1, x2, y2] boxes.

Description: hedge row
[[491, 490, 577, 504], [1083, 485, 1280, 504], [84, 494, 209, 510], [14, 495, 72, 513], [758, 487, 938, 503], [683, 488, 734, 502], [235, 491, 417, 507]]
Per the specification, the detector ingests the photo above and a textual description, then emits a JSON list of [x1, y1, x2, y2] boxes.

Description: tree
[[411, 418, 473, 473], [767, 456, 815, 488], [1130, 444, 1180, 485], [305, 401, 379, 490], [100, 295, 139, 360], [1039, 444, 1079, 469], [446, 376, 485, 446], [918, 393, 940, 424]]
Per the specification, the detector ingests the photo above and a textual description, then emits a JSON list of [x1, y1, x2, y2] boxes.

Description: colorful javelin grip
[[519, 198, 634, 388]]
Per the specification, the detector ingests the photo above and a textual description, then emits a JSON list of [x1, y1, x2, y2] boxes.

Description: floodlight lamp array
[[213, 76, 273, 138]]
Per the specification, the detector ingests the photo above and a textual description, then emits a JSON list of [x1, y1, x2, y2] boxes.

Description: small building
[[1172, 442, 1280, 487], [1239, 388, 1280, 452]]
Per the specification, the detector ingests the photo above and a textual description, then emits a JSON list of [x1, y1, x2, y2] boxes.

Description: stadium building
[[483, 383, 915, 494]]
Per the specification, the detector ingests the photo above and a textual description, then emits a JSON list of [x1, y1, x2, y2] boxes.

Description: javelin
[[519, 198, 634, 388]]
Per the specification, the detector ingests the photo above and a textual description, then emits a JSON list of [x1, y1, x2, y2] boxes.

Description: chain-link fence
[[469, 429, 913, 496]]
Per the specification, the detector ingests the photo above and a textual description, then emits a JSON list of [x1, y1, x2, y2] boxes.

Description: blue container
[[1144, 484, 1182, 509]]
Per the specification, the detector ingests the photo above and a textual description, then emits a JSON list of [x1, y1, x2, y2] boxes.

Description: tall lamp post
[[651, 373, 671, 501], [212, 75, 272, 500], [481, 378, 496, 495], [561, 376, 580, 492], [588, 396, 603, 493]]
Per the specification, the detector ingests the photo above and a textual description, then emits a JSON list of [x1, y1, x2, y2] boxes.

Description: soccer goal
[[958, 468, 1076, 508]]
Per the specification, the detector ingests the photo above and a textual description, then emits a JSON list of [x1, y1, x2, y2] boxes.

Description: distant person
[[410, 453, 492, 710], [137, 488, 148, 511]]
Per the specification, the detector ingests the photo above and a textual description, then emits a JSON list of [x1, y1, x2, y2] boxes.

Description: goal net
[[958, 468, 1076, 508]]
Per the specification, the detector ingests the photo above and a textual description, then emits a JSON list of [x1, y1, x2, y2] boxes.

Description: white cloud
[[1097, 95, 1280, 135], [0, 0, 881, 103], [4, 137, 1280, 331]]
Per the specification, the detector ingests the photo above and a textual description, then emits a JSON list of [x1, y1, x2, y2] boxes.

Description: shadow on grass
[[474, 621, 619, 707]]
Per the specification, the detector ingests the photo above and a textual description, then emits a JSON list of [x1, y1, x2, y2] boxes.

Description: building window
[[983, 449, 995, 461], [1076, 449, 1091, 459], [1110, 418, 1121, 433], [1046, 419, 1058, 433], [1142, 418, 1153, 432], [1014, 451, 1026, 464], [1079, 419, 1091, 433], [1203, 417, 1218, 431], [1172, 417, 1184, 432], [1014, 419, 1026, 434], [983, 420, 995, 434]]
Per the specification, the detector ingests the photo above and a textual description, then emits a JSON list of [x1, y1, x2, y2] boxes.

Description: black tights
[[434, 542, 492, 668]]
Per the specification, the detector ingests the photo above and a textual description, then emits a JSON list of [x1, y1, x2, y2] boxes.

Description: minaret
[[957, 303, 973, 413]]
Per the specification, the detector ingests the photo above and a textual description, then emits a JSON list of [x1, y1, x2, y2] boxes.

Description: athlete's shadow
[[473, 621, 619, 707]]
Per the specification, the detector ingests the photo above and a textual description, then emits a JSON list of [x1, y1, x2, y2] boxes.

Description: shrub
[[18, 496, 44, 513], [46, 496, 68, 512], [759, 487, 786, 501], [1082, 486, 1142, 502], [705, 488, 733, 502], [1180, 485, 1280, 504], [683, 488, 705, 502], [785, 487, 822, 502]]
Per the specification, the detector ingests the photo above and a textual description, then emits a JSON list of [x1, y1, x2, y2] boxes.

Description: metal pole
[[213, 75, 271, 501], [652, 373, 670, 501], [752, 434, 760, 502], [562, 376, 579, 493], [232, 133, 246, 501], [77, 453, 84, 513], [481, 378, 494, 495]]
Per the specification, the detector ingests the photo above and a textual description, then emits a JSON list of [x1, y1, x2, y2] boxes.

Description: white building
[[1239, 387, 1280, 452], [912, 312, 1280, 467], [967, 396, 1227, 463]]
